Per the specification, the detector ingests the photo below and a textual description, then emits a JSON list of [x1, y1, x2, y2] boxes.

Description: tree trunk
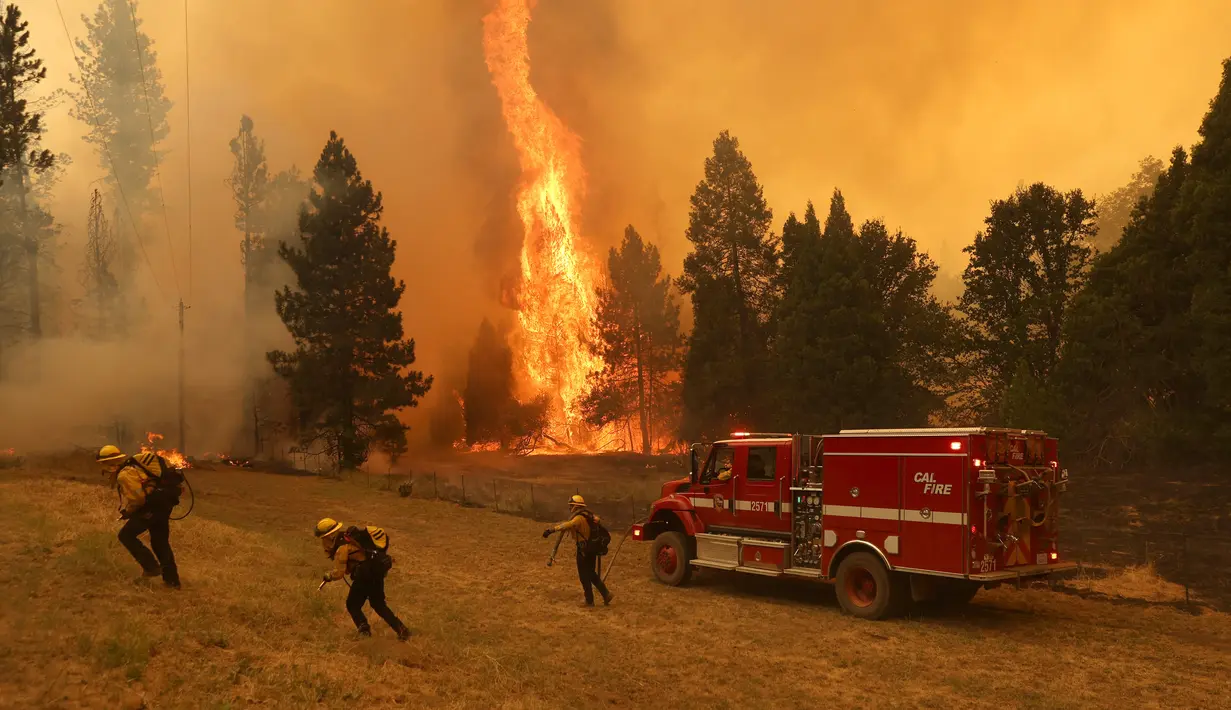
[[17, 167, 39, 338], [633, 309, 650, 455]]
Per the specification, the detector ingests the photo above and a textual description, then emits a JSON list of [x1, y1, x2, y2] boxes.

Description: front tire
[[835, 551, 902, 620], [650, 532, 694, 586]]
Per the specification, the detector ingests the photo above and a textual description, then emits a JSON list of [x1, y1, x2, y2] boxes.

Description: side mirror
[[689, 442, 706, 484]]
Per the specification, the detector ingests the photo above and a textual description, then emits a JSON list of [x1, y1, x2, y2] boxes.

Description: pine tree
[[71, 0, 169, 324], [463, 318, 516, 448], [582, 226, 682, 454], [1061, 59, 1231, 464], [268, 132, 432, 469], [1093, 156, 1164, 253], [771, 191, 954, 432], [958, 183, 1095, 418], [0, 4, 56, 339], [72, 0, 169, 216], [79, 188, 118, 337], [677, 131, 778, 439], [227, 115, 271, 455]]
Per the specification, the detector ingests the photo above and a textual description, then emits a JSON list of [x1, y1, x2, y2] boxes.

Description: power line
[[126, 0, 181, 299], [53, 0, 165, 300], [183, 0, 194, 301]]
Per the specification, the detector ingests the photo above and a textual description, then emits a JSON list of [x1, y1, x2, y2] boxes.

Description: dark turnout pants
[[118, 507, 179, 586], [576, 547, 610, 604], [346, 562, 405, 634]]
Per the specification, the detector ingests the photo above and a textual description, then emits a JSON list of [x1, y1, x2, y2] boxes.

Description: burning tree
[[482, 0, 604, 447], [268, 132, 432, 470], [582, 226, 683, 454]]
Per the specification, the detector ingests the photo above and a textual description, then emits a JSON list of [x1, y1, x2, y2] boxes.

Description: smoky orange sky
[[10, 0, 1231, 451]]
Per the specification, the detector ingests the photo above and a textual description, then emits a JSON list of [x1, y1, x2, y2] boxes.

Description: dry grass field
[[2, 458, 1229, 709]]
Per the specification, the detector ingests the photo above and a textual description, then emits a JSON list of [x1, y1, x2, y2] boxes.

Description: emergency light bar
[[730, 431, 792, 438]]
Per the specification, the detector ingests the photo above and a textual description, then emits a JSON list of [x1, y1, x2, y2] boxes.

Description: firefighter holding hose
[[543, 494, 614, 607], [97, 445, 183, 589]]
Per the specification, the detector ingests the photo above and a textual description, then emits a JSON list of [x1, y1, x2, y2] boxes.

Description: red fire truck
[[630, 428, 1076, 619]]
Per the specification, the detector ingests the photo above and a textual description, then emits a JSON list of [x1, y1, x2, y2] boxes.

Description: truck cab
[[631, 428, 1076, 619]]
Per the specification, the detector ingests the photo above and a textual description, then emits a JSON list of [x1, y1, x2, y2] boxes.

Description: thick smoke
[[2, 0, 1228, 454]]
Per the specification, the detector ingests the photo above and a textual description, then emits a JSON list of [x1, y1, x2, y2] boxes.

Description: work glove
[[542, 528, 553, 539], [322, 574, 332, 583]]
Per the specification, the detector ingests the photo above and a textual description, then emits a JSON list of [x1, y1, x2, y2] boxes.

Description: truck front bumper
[[968, 560, 1078, 582]]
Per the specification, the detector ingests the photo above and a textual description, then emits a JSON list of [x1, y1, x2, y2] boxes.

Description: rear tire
[[835, 551, 900, 620], [650, 532, 694, 586]]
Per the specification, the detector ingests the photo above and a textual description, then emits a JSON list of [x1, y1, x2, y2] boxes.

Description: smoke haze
[[3, 0, 1230, 453]]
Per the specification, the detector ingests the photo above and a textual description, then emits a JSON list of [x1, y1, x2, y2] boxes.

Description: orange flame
[[140, 431, 190, 470], [483, 0, 603, 446], [1, 448, 14, 456]]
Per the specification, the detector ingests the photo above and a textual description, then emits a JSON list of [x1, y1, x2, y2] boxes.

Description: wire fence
[[319, 465, 1231, 612]]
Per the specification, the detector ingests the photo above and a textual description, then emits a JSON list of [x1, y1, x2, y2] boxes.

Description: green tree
[[1093, 156, 1164, 253], [268, 132, 432, 469], [958, 183, 1095, 418], [463, 318, 516, 448], [582, 225, 683, 454], [678, 131, 777, 439], [0, 3, 56, 339], [772, 191, 955, 432]]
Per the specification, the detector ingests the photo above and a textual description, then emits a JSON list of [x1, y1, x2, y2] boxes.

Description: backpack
[[345, 525, 393, 571], [578, 511, 611, 556], [128, 454, 184, 506]]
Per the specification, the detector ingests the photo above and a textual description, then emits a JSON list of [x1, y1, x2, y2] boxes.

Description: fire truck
[[630, 428, 1076, 619]]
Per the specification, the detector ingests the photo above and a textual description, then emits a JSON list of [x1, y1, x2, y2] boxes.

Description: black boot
[[396, 625, 411, 641], [357, 624, 372, 638]]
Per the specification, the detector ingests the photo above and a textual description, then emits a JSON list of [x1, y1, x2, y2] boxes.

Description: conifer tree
[[678, 131, 777, 438], [463, 318, 516, 448], [1093, 156, 1164, 253], [583, 226, 682, 453], [0, 4, 56, 339], [268, 132, 432, 469], [1061, 58, 1231, 464], [772, 191, 953, 432], [958, 183, 1095, 418]]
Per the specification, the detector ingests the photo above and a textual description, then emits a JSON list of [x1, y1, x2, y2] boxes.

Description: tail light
[[632, 528, 643, 540], [1049, 551, 1058, 561]]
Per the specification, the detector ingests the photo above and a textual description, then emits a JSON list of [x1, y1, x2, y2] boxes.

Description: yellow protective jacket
[[550, 511, 595, 544], [115, 454, 182, 517], [326, 540, 367, 581]]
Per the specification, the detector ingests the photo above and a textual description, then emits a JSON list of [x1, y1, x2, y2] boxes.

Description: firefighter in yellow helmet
[[542, 494, 614, 607], [315, 517, 410, 640], [97, 445, 182, 589]]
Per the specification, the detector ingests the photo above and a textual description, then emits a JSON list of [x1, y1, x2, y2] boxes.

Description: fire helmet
[[568, 494, 586, 509], [97, 445, 126, 463], [315, 517, 343, 538]]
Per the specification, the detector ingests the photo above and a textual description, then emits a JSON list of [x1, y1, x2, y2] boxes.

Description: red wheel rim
[[845, 567, 877, 608], [657, 545, 678, 575]]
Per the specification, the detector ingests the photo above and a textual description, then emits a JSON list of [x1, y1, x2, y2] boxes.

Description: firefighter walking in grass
[[96, 445, 183, 589], [543, 494, 614, 607], [315, 518, 411, 640]]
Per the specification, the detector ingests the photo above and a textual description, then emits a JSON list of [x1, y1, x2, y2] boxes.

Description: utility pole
[[178, 299, 189, 453]]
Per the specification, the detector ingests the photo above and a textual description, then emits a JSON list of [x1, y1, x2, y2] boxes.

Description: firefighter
[[97, 445, 181, 589], [314, 518, 411, 641], [542, 495, 614, 607]]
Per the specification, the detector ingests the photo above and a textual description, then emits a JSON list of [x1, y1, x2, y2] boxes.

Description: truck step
[[783, 567, 823, 579]]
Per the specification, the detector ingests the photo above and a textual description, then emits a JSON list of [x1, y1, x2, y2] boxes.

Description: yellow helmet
[[97, 445, 126, 463], [568, 494, 586, 509], [315, 517, 343, 538]]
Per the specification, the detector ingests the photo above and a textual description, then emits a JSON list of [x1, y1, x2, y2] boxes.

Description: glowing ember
[[141, 432, 191, 470], [1, 448, 14, 456], [483, 0, 603, 446]]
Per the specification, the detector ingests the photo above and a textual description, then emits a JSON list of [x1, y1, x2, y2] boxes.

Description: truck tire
[[835, 551, 900, 620], [650, 532, 694, 586]]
